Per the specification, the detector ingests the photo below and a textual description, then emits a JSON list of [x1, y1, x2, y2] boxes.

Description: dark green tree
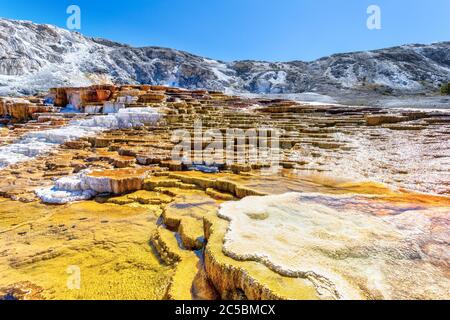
[[441, 82, 450, 95]]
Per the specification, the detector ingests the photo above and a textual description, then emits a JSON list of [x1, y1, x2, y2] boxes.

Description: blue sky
[[1, 0, 449, 61]]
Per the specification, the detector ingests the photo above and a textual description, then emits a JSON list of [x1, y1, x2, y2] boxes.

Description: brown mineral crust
[[0, 97, 57, 122], [50, 85, 116, 108], [86, 167, 154, 194], [0, 282, 45, 300], [138, 91, 166, 103]]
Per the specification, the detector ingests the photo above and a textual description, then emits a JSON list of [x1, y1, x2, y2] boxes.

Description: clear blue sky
[[1, 0, 449, 62]]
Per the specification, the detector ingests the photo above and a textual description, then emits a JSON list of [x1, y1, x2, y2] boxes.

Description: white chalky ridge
[[0, 107, 160, 168], [35, 169, 126, 204], [35, 170, 97, 204]]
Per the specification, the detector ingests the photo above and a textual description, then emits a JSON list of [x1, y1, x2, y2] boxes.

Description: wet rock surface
[[218, 193, 450, 300], [0, 84, 449, 300]]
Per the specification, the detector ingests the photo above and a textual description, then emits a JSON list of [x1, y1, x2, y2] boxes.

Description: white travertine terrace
[[0, 108, 160, 168], [289, 120, 450, 195], [36, 166, 153, 204], [35, 171, 98, 204], [218, 192, 450, 300]]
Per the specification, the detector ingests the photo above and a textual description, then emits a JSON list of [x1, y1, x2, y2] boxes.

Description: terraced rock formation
[[218, 193, 450, 299], [0, 85, 449, 300]]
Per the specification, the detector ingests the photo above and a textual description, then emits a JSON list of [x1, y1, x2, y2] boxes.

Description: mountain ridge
[[0, 17, 449, 97]]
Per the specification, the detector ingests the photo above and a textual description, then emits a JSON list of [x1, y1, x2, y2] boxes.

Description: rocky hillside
[[1, 17, 449, 96]]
